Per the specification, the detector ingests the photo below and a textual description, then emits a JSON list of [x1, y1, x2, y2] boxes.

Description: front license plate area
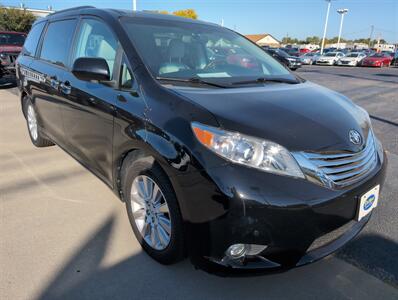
[[357, 185, 380, 221]]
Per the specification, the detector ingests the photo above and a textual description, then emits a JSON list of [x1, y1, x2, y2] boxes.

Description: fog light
[[226, 244, 247, 259]]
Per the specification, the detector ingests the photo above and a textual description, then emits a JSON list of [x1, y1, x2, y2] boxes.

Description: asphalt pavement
[[1, 66, 397, 299]]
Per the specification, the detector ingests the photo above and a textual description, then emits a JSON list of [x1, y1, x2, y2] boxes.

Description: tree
[[172, 9, 198, 19], [305, 36, 320, 45], [282, 36, 298, 44], [0, 7, 36, 33]]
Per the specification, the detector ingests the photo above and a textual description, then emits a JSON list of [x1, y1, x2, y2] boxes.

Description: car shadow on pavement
[[336, 234, 398, 288], [374, 73, 398, 78], [36, 215, 398, 300]]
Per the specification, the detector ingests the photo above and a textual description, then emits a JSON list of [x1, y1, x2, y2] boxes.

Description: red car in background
[[361, 52, 392, 67], [0, 31, 26, 77], [299, 48, 311, 54]]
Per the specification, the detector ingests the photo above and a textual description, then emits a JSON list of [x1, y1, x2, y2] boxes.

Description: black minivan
[[16, 7, 387, 274]]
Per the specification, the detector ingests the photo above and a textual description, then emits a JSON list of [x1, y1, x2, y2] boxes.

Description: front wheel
[[122, 153, 185, 264]]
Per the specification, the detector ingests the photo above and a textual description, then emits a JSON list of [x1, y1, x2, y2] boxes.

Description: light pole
[[336, 8, 348, 49], [320, 0, 335, 55], [133, 0, 137, 11]]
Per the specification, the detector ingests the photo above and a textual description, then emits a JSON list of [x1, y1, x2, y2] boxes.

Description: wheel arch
[[20, 90, 28, 118]]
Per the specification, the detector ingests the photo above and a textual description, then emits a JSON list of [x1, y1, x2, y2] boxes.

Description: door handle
[[60, 81, 72, 95], [117, 94, 127, 103], [88, 97, 97, 104], [50, 78, 59, 89]]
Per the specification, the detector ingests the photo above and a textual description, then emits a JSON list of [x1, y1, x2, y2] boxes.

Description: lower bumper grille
[[307, 220, 356, 253]]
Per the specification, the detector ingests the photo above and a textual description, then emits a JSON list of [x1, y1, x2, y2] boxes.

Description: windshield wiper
[[232, 77, 299, 86], [156, 76, 229, 88]]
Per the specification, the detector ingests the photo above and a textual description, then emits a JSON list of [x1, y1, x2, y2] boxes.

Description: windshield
[[121, 17, 294, 84], [346, 53, 359, 57], [325, 52, 337, 57], [0, 33, 25, 46], [370, 53, 384, 57]]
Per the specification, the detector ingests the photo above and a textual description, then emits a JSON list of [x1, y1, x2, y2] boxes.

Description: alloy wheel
[[27, 104, 38, 141], [130, 175, 172, 250]]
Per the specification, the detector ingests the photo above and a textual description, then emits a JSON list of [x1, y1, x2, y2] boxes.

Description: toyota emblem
[[349, 130, 362, 145]]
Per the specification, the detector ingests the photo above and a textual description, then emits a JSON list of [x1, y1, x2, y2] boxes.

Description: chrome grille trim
[[294, 132, 378, 188]]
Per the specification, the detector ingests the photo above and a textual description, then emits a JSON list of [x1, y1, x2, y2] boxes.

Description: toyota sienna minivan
[[16, 7, 387, 274]]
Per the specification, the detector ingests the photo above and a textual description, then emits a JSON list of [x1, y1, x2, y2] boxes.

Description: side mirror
[[72, 57, 110, 82]]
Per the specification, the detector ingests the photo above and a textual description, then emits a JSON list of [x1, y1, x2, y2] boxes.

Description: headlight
[[191, 122, 304, 178], [0, 53, 6, 59]]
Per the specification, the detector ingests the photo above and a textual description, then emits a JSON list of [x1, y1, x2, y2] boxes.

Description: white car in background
[[337, 52, 367, 66], [316, 52, 345, 65], [300, 52, 321, 65]]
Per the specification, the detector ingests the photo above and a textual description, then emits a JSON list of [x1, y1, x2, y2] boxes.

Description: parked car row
[[300, 50, 395, 67], [261, 45, 396, 69]]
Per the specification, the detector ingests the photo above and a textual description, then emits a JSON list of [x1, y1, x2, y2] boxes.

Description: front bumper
[[362, 61, 381, 67], [300, 59, 312, 65], [288, 61, 302, 69], [316, 60, 335, 65], [172, 149, 387, 274], [0, 62, 16, 75], [338, 61, 357, 66]]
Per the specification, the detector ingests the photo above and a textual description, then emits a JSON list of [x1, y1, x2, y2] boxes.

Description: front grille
[[1, 53, 18, 65], [9, 54, 17, 63], [302, 133, 377, 188], [307, 220, 356, 253]]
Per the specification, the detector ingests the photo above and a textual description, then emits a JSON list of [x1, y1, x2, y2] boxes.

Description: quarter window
[[120, 59, 133, 90], [22, 22, 45, 57], [40, 19, 77, 67], [72, 19, 118, 79]]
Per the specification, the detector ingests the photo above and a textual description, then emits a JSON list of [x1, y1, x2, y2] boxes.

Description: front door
[[61, 18, 119, 185]]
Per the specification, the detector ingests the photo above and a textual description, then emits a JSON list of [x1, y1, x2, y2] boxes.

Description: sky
[[2, 0, 397, 43]]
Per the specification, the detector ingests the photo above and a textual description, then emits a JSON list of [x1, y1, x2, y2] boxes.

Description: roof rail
[[50, 6, 95, 16]]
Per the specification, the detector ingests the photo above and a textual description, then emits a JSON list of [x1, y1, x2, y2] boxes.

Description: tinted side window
[[72, 19, 118, 79], [40, 19, 77, 67], [22, 22, 46, 56]]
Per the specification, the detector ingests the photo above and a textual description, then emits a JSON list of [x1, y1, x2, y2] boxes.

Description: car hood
[[0, 45, 22, 53], [171, 82, 370, 152], [318, 56, 336, 60]]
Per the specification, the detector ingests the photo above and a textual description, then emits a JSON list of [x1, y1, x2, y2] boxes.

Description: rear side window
[[40, 19, 77, 67], [22, 22, 46, 56]]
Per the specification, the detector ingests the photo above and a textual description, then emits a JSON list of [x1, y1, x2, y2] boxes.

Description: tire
[[121, 152, 185, 264], [23, 97, 54, 147]]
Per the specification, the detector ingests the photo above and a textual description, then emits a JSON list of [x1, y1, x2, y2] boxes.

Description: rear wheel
[[122, 153, 185, 264], [24, 97, 54, 147]]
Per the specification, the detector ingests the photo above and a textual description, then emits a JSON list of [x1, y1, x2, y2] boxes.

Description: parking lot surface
[[1, 66, 398, 300]]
